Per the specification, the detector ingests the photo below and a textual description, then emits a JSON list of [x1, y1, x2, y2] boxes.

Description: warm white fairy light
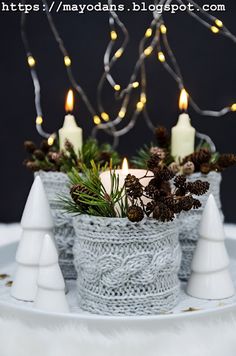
[[158, 51, 166, 62], [136, 101, 145, 112], [114, 84, 121, 91], [64, 56, 71, 67], [211, 26, 220, 34], [114, 48, 124, 58], [144, 46, 153, 56], [118, 107, 126, 118], [160, 24, 167, 34], [140, 92, 147, 104], [145, 28, 153, 38], [231, 104, 236, 112], [27, 56, 36, 67], [93, 115, 101, 125], [215, 19, 223, 28], [110, 30, 118, 41], [36, 116, 43, 125], [101, 112, 110, 121], [47, 135, 55, 146], [132, 81, 140, 88]]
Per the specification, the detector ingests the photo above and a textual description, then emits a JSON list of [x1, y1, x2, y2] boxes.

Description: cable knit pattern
[[35, 171, 77, 280], [178, 172, 223, 281], [73, 215, 181, 316]]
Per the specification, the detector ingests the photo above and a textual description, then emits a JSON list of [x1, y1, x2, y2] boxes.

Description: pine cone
[[145, 184, 160, 199], [70, 184, 97, 208], [40, 140, 50, 153], [127, 206, 144, 222], [174, 175, 186, 189], [153, 166, 174, 181], [147, 154, 161, 171], [192, 198, 201, 209], [183, 149, 211, 170], [33, 149, 45, 161], [125, 174, 143, 199], [180, 196, 194, 211], [24, 141, 36, 154], [99, 152, 112, 165], [149, 147, 166, 160], [153, 203, 175, 222], [187, 180, 210, 196], [182, 161, 195, 175], [146, 201, 156, 216], [200, 163, 211, 174], [217, 154, 236, 169], [25, 160, 40, 172], [155, 126, 170, 148]]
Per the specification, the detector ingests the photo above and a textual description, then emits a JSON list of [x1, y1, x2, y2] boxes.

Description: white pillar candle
[[59, 90, 83, 155], [171, 89, 195, 162]]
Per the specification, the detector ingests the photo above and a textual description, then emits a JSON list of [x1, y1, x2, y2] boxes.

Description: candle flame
[[65, 89, 74, 112], [122, 158, 129, 175], [179, 89, 189, 111]]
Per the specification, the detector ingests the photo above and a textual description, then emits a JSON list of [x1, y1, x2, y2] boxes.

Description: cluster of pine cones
[[125, 154, 210, 223]]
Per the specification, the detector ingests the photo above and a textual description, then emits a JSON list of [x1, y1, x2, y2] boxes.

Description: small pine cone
[[125, 174, 143, 199], [174, 175, 186, 189], [153, 166, 174, 181], [192, 198, 201, 209], [217, 154, 236, 169], [187, 180, 210, 196], [168, 162, 180, 174], [40, 140, 50, 153], [24, 140, 36, 154], [33, 149, 45, 161], [155, 126, 170, 148], [153, 203, 175, 222], [70, 184, 97, 210], [150, 147, 166, 160], [146, 201, 156, 216], [159, 181, 172, 196], [25, 160, 40, 172], [147, 154, 161, 171], [145, 184, 160, 199], [175, 187, 187, 197], [183, 149, 211, 170], [127, 206, 144, 222], [200, 163, 211, 174], [180, 196, 194, 212], [47, 152, 61, 164], [182, 161, 195, 175]]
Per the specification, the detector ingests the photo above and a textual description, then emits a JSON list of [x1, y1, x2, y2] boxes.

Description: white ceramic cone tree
[[187, 194, 235, 300], [34, 233, 69, 313], [11, 176, 54, 302]]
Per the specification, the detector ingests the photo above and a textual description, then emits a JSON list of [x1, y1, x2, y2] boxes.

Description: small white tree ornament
[[11, 176, 54, 302], [34, 233, 69, 313], [187, 194, 235, 300]]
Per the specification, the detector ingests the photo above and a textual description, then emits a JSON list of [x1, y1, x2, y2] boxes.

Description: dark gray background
[[0, 0, 236, 222]]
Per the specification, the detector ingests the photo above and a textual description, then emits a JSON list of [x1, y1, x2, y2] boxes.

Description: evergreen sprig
[[62, 162, 128, 218]]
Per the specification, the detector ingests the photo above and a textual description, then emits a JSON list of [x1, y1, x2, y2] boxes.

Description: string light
[[110, 30, 118, 40], [211, 26, 220, 34], [47, 135, 55, 146], [36, 116, 43, 125], [132, 81, 140, 88], [114, 84, 121, 91], [144, 46, 153, 56], [160, 24, 167, 34], [93, 115, 101, 125], [114, 48, 124, 58], [215, 19, 223, 28], [64, 56, 71, 67], [145, 28, 153, 38], [140, 93, 147, 104], [27, 56, 36, 67], [158, 51, 166, 62], [231, 104, 236, 112], [101, 112, 110, 121], [136, 101, 145, 112], [118, 107, 126, 118]]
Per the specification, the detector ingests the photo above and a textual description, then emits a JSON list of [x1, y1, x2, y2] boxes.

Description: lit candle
[[99, 158, 151, 213], [171, 89, 196, 162], [59, 89, 83, 154]]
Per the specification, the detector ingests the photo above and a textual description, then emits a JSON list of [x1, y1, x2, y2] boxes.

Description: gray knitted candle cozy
[[73, 215, 182, 316], [178, 171, 223, 281], [35, 171, 77, 280]]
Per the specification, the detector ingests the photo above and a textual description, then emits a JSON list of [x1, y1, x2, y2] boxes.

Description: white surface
[[0, 223, 236, 355]]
